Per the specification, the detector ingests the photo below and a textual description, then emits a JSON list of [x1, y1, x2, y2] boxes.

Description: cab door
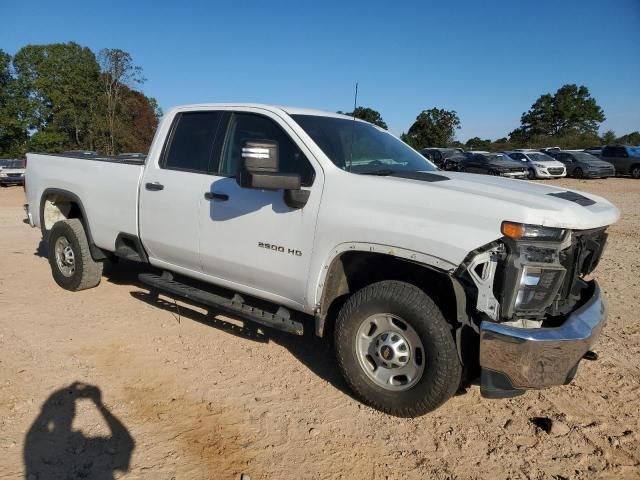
[[198, 111, 323, 307], [139, 111, 225, 272]]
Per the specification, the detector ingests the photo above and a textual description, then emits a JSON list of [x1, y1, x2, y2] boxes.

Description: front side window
[[292, 114, 437, 174], [220, 113, 315, 186], [163, 112, 223, 173]]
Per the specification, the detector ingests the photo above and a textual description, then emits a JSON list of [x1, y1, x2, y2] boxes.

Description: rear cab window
[[161, 111, 225, 173]]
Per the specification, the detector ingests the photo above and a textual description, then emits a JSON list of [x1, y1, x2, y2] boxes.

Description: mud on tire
[[334, 280, 462, 417], [48, 219, 103, 291]]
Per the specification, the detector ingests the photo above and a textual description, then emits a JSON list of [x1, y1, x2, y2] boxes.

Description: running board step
[[138, 273, 303, 335]]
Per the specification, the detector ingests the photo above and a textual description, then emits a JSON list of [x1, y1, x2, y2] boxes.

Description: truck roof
[[171, 103, 360, 121]]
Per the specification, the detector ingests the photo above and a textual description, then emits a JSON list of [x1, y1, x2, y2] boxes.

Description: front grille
[[553, 228, 607, 315], [7, 173, 22, 178], [548, 168, 564, 175]]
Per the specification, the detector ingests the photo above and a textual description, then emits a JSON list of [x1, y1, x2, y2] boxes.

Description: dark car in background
[[600, 145, 640, 179], [458, 152, 527, 178], [548, 150, 615, 178], [420, 147, 465, 170]]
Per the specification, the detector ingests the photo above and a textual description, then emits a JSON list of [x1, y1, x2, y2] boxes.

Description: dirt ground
[[0, 178, 639, 480]]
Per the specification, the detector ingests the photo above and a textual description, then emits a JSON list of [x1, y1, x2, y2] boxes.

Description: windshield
[[527, 152, 556, 162], [0, 160, 24, 168], [486, 154, 513, 162], [291, 115, 437, 173], [571, 152, 601, 163], [441, 149, 464, 159]]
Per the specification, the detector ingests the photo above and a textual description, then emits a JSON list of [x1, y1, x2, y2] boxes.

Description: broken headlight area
[[461, 226, 608, 324]]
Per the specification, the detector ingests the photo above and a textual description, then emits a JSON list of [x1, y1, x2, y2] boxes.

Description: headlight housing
[[501, 222, 566, 241], [534, 163, 546, 168]]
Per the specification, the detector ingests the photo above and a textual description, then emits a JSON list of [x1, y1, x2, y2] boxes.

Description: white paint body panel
[[25, 153, 143, 251], [25, 103, 621, 314]]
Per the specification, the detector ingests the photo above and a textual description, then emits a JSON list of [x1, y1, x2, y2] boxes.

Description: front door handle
[[204, 191, 229, 201], [145, 182, 164, 191]]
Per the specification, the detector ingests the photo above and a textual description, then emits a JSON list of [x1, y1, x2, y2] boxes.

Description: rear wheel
[[334, 280, 461, 417], [631, 165, 640, 179], [573, 167, 584, 179], [489, 169, 500, 176], [48, 219, 103, 291]]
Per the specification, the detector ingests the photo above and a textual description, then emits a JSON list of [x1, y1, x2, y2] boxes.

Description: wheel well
[[317, 252, 458, 338], [42, 193, 84, 232], [40, 191, 107, 260]]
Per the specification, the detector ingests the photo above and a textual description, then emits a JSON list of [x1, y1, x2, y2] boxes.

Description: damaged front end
[[457, 224, 609, 398]]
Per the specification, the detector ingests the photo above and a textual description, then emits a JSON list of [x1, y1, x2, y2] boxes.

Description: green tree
[[617, 131, 640, 145], [400, 108, 461, 149], [510, 84, 605, 142], [0, 49, 29, 156], [12, 43, 101, 152], [465, 137, 492, 151], [98, 48, 145, 154], [338, 106, 387, 129], [600, 130, 616, 145]]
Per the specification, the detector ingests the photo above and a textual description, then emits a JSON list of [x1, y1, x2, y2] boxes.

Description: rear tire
[[334, 280, 461, 417], [573, 167, 584, 179], [48, 219, 103, 291]]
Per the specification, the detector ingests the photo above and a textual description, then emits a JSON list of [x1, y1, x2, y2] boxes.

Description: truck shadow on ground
[[103, 259, 354, 400], [24, 383, 134, 480]]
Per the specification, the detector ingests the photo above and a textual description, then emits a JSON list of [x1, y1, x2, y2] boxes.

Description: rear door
[[139, 111, 225, 271], [198, 110, 323, 306]]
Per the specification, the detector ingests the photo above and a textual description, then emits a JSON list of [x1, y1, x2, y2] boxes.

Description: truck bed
[[25, 152, 144, 252]]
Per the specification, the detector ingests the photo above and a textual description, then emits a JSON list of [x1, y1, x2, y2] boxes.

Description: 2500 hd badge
[[258, 242, 302, 257]]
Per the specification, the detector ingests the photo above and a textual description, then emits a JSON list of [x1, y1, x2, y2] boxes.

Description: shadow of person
[[24, 383, 134, 480]]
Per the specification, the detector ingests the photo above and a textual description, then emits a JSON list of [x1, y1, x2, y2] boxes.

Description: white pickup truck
[[25, 104, 620, 416]]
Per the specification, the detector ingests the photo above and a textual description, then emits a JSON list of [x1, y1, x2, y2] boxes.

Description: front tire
[[48, 219, 103, 291], [573, 167, 584, 179], [631, 165, 640, 179], [527, 168, 536, 180], [334, 281, 462, 417]]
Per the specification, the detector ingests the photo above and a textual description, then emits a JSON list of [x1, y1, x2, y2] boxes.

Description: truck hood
[[319, 169, 621, 271]]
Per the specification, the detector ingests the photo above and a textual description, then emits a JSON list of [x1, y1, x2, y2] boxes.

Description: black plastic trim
[[114, 233, 149, 263]]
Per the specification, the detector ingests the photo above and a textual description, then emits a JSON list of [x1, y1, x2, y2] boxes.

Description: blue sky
[[1, 0, 639, 140]]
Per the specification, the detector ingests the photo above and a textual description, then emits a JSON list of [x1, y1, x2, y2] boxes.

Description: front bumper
[[0, 176, 24, 185], [536, 168, 566, 178], [479, 280, 606, 398], [500, 171, 527, 178]]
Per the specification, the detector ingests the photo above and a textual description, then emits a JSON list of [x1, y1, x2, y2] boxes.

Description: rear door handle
[[204, 191, 229, 201], [145, 182, 164, 191]]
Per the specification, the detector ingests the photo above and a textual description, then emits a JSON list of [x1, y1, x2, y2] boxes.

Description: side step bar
[[138, 273, 303, 335]]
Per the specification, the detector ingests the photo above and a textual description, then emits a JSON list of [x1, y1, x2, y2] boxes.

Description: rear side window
[[601, 146, 614, 157], [162, 112, 223, 173]]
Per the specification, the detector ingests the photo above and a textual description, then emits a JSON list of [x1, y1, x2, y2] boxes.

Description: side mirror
[[236, 140, 301, 191]]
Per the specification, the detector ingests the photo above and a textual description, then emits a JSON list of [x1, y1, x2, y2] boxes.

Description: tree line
[[1, 45, 638, 160], [0, 42, 160, 158], [344, 84, 639, 151]]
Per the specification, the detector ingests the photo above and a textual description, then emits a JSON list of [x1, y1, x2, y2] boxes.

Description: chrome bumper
[[479, 280, 606, 397]]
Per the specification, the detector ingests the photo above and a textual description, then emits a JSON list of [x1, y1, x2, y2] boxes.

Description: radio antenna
[[348, 81, 358, 172]]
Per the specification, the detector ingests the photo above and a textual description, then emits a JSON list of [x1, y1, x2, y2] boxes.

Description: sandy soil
[[1, 178, 639, 480]]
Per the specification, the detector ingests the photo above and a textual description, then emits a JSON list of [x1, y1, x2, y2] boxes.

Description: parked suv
[[0, 159, 26, 186], [549, 151, 615, 179], [504, 150, 566, 179], [420, 148, 465, 170], [600, 145, 640, 179]]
